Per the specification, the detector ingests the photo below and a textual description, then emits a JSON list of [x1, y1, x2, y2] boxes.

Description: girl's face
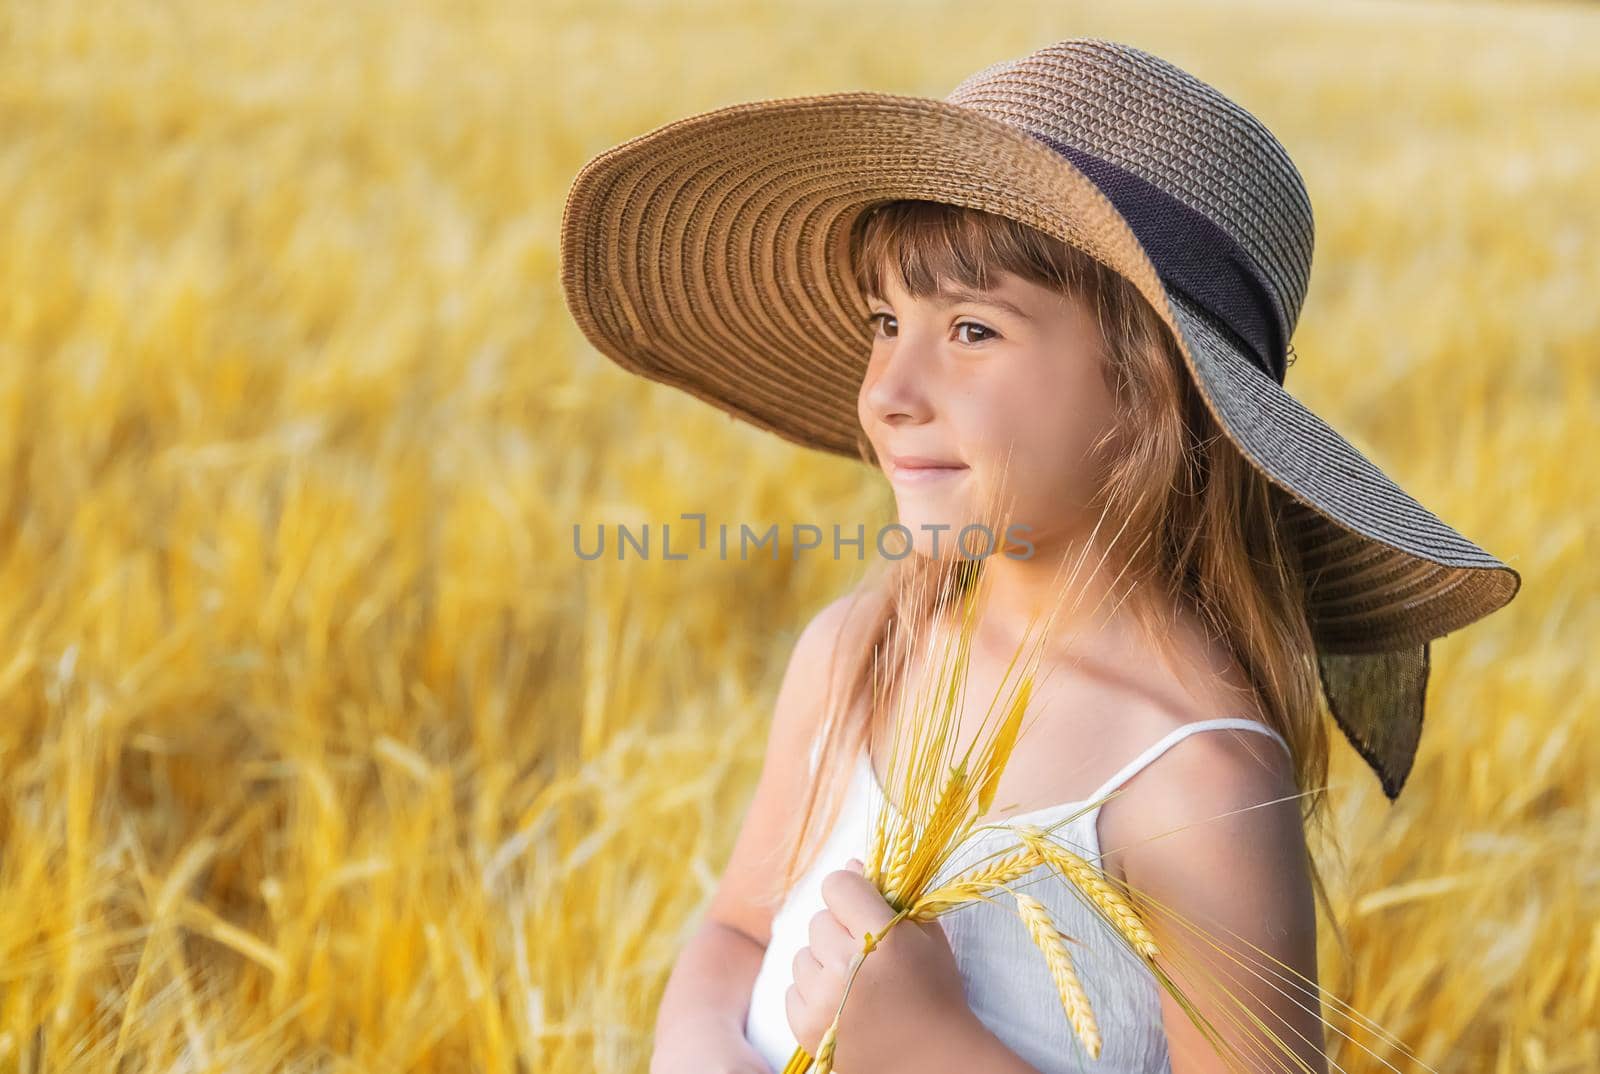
[[857, 269, 1121, 559]]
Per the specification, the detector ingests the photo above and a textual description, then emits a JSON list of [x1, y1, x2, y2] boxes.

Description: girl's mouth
[[888, 455, 970, 485]]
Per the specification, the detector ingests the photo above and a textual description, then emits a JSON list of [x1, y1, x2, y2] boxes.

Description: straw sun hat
[[557, 37, 1520, 802]]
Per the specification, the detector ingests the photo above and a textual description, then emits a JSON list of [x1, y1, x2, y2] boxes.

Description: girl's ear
[[846, 857, 864, 872]]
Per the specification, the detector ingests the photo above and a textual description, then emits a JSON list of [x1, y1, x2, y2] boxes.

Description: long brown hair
[[769, 198, 1346, 956]]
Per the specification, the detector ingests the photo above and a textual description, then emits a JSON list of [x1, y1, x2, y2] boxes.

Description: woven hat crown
[[946, 39, 1314, 383]]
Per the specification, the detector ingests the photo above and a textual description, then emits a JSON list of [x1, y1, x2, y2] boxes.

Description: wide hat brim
[[558, 91, 1521, 801]]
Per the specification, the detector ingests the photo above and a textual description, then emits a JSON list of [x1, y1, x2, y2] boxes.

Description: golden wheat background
[[0, 0, 1594, 1070]]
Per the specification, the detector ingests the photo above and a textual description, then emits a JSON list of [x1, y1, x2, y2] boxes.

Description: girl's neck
[[951, 546, 1178, 668]]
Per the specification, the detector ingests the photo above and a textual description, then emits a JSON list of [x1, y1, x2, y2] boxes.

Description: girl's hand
[[786, 857, 975, 1073]]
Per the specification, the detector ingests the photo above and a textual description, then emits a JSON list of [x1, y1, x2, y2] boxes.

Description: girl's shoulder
[[785, 581, 893, 746], [1095, 714, 1301, 887], [790, 581, 894, 700]]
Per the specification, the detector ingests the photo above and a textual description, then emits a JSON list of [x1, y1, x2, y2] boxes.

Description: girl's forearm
[[653, 917, 767, 1041]]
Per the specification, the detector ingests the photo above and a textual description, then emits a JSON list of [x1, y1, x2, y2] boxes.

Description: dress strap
[[1086, 717, 1291, 806]]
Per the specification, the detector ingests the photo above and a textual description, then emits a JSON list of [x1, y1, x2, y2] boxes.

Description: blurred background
[[0, 0, 1594, 1070]]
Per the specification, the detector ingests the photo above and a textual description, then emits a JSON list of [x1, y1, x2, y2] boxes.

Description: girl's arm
[[647, 918, 773, 1073], [650, 593, 872, 1070], [1102, 731, 1330, 1074]]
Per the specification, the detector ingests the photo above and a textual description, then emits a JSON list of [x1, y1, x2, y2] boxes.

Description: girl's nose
[[862, 338, 938, 427]]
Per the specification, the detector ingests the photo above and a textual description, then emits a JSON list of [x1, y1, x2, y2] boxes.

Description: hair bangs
[[849, 199, 1102, 308]]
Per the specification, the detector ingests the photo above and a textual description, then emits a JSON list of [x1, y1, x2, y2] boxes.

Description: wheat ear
[[908, 848, 1043, 920], [865, 807, 889, 887], [1013, 890, 1103, 1060], [1016, 825, 1161, 960], [923, 760, 973, 848], [812, 1023, 838, 1074], [881, 811, 919, 904]]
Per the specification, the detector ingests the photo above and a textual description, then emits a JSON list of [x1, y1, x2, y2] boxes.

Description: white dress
[[743, 717, 1293, 1073]]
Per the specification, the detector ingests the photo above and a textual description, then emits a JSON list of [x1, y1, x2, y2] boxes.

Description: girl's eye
[[955, 321, 996, 345], [865, 313, 998, 345]]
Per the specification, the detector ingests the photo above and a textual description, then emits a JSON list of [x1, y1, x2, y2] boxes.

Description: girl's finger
[[807, 909, 860, 967], [820, 866, 896, 938], [791, 943, 824, 991]]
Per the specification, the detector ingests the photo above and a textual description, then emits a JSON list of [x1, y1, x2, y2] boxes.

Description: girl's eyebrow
[[932, 286, 1031, 320], [865, 287, 1032, 321]]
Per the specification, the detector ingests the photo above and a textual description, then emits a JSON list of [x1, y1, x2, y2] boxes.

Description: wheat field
[[0, 0, 1595, 1070]]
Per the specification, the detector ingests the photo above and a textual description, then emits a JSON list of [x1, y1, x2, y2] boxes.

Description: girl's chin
[[891, 510, 996, 558], [892, 481, 975, 510]]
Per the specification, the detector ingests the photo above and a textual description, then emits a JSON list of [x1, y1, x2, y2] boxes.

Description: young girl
[[559, 37, 1520, 1074]]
